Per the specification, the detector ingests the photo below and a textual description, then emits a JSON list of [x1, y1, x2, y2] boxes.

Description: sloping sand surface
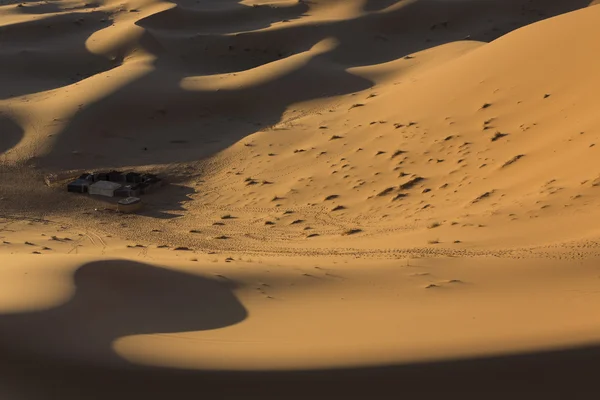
[[2, 0, 600, 399]]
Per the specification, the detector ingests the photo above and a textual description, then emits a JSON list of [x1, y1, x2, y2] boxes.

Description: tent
[[125, 172, 143, 184], [108, 170, 125, 182], [67, 179, 90, 193], [94, 172, 109, 181], [115, 185, 141, 198], [78, 173, 95, 182], [89, 181, 122, 197]]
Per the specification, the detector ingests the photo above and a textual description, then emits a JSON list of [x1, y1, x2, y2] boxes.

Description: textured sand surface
[[2, 0, 600, 399]]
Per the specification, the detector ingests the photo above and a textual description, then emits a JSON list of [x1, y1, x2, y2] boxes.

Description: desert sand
[[2, 0, 600, 399]]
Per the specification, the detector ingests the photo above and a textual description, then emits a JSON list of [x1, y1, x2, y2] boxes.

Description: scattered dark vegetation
[[472, 191, 494, 203], [377, 187, 395, 197], [399, 176, 424, 190], [491, 132, 508, 142], [502, 154, 525, 168], [391, 150, 406, 159], [392, 193, 407, 201]]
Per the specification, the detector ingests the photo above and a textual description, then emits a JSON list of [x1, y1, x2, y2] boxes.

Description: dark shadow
[[0, 0, 101, 12], [137, 183, 196, 219], [137, 0, 309, 35], [0, 113, 24, 155], [0, 259, 247, 369], [137, 209, 186, 220], [0, 260, 599, 400], [0, 11, 118, 99], [85, 181, 196, 219]]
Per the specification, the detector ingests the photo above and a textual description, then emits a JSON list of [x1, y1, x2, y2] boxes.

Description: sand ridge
[[2, 0, 600, 398]]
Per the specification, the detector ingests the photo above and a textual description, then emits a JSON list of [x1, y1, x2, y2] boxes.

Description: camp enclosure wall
[[67, 179, 90, 193], [125, 172, 143, 184], [108, 171, 126, 182], [67, 171, 164, 197]]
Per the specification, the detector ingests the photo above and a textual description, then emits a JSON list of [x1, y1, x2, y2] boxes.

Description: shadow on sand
[[0, 259, 598, 399], [83, 180, 196, 219], [0, 113, 23, 155], [0, 10, 117, 99], [137, 182, 196, 219], [30, 0, 594, 170], [0, 260, 247, 364]]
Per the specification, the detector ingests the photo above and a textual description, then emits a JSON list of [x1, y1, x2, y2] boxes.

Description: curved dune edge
[[111, 254, 600, 371], [1, 254, 599, 372], [2, 0, 600, 397]]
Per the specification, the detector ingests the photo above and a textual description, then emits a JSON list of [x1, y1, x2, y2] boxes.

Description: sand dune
[[2, 0, 600, 398], [1, 252, 600, 399]]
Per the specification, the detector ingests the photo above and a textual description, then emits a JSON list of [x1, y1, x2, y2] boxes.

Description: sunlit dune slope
[[2, 0, 599, 252]]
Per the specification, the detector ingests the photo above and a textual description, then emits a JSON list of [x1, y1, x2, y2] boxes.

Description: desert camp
[[66, 171, 163, 197]]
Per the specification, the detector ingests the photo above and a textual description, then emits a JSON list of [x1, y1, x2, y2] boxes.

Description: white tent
[[89, 181, 122, 197]]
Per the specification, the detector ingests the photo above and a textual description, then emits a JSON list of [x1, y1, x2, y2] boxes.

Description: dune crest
[[2, 1, 600, 398]]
